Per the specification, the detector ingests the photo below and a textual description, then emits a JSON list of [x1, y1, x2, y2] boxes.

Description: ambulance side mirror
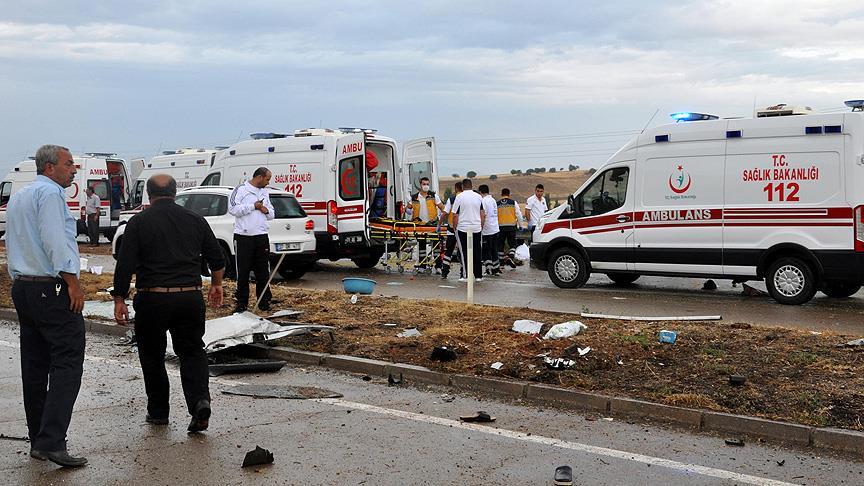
[[567, 194, 578, 215]]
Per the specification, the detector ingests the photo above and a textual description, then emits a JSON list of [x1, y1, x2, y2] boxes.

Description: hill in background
[[439, 170, 592, 207]]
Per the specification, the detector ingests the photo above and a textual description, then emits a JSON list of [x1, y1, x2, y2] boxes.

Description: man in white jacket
[[228, 167, 275, 313]]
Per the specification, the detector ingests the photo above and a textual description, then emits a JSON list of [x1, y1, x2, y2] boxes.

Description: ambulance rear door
[[335, 133, 368, 242], [402, 137, 438, 196]]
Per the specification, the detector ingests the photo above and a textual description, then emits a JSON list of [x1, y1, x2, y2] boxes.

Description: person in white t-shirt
[[524, 184, 548, 240], [478, 184, 501, 276], [451, 179, 485, 282], [440, 181, 462, 279]]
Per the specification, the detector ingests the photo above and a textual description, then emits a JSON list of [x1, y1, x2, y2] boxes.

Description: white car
[[112, 186, 316, 279]]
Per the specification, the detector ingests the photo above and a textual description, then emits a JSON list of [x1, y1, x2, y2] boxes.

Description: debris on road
[[724, 438, 745, 447], [241, 446, 274, 468], [577, 346, 591, 357], [581, 313, 721, 322], [440, 394, 455, 403], [490, 362, 504, 370], [208, 359, 287, 377], [543, 321, 587, 340], [702, 279, 717, 291], [777, 459, 785, 467], [430, 346, 458, 362], [459, 411, 495, 423], [183, 312, 334, 356], [267, 309, 303, 319], [511, 319, 543, 335], [0, 434, 29, 442], [741, 283, 767, 297], [845, 338, 864, 347], [554, 465, 573, 486], [658, 330, 678, 344], [222, 384, 343, 399], [543, 357, 575, 370], [728, 374, 747, 386], [350, 294, 358, 304], [388, 373, 403, 386], [381, 323, 398, 328], [361, 375, 372, 381], [396, 328, 422, 338]]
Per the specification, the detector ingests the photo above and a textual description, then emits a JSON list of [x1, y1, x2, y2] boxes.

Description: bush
[[489, 174, 498, 180], [568, 164, 578, 171], [510, 169, 519, 175], [451, 173, 460, 178], [587, 168, 597, 175], [467, 171, 477, 178], [549, 167, 556, 173]]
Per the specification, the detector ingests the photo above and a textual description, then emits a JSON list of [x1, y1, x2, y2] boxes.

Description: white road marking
[[0, 339, 798, 486]]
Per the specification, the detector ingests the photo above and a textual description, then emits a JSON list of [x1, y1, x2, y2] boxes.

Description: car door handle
[[616, 214, 631, 223]]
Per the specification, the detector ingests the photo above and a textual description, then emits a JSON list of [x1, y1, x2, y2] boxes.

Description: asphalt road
[[0, 322, 860, 485]]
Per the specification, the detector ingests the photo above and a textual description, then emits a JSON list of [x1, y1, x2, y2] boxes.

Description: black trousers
[[133, 291, 209, 418], [87, 214, 99, 245], [11, 280, 85, 452], [456, 230, 483, 279], [234, 234, 272, 309], [481, 232, 500, 273]]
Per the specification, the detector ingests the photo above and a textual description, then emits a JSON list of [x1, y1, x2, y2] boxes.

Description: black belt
[[15, 276, 63, 283]]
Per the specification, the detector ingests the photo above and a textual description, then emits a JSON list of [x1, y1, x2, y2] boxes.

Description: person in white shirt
[[451, 179, 485, 282], [84, 187, 101, 246], [524, 184, 548, 239], [478, 184, 501, 276], [439, 181, 462, 279], [228, 167, 275, 312]]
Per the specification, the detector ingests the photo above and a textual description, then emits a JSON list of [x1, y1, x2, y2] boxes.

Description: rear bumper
[[314, 231, 382, 260], [529, 242, 550, 271], [814, 250, 864, 284]]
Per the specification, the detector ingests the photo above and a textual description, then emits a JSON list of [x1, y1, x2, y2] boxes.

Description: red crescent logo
[[69, 182, 79, 199], [668, 174, 691, 194]]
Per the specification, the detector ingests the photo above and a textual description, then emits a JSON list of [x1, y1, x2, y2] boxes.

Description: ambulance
[[128, 148, 221, 209], [529, 101, 864, 305], [203, 128, 438, 267], [0, 153, 137, 240]]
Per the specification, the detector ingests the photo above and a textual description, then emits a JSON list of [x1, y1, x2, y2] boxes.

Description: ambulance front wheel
[[547, 247, 590, 289], [765, 257, 817, 305]]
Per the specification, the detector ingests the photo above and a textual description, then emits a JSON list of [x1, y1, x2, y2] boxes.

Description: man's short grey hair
[[34, 144, 70, 175], [146, 175, 177, 198]]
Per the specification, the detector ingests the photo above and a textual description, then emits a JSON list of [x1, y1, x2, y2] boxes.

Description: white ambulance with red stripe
[[203, 128, 437, 267], [0, 153, 135, 240], [530, 102, 864, 305]]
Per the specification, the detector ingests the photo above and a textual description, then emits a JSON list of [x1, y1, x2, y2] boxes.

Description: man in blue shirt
[[6, 144, 87, 468]]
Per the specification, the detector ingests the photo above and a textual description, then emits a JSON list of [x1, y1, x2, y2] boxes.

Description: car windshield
[[271, 195, 306, 219]]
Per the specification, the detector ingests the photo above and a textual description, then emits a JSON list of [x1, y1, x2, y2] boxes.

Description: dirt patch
[[1, 266, 862, 429]]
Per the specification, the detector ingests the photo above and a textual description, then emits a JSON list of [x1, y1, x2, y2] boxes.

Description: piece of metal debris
[[222, 385, 343, 399], [208, 360, 286, 377], [724, 438, 745, 447], [0, 434, 29, 442], [440, 394, 455, 403], [242, 446, 274, 468], [388, 373, 403, 386], [267, 310, 303, 319]]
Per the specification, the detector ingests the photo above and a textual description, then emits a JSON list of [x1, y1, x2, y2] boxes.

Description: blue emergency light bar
[[670, 112, 719, 122], [844, 100, 864, 112], [250, 132, 288, 140]]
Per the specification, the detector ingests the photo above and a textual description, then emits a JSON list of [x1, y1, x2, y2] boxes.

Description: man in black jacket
[[112, 174, 225, 433]]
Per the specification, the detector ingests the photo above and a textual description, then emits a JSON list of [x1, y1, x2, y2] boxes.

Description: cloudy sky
[[1, 0, 862, 176]]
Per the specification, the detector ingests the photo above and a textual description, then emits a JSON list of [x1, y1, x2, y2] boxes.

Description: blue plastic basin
[[342, 277, 377, 295]]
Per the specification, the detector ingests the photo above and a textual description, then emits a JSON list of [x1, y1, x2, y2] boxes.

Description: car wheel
[[606, 272, 640, 285], [352, 250, 384, 269], [765, 257, 817, 305], [820, 282, 862, 298], [547, 247, 589, 289], [277, 261, 313, 280]]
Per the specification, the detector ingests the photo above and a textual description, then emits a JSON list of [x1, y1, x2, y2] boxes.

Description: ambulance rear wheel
[[547, 248, 589, 289], [820, 282, 862, 298], [765, 257, 817, 305], [606, 273, 640, 285]]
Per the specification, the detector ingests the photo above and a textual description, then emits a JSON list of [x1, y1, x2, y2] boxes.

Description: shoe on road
[[188, 399, 211, 433], [554, 465, 573, 486], [30, 449, 88, 468]]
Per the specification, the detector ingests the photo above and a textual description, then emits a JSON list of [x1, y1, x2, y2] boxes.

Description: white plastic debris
[[396, 328, 421, 338], [512, 319, 544, 335], [543, 357, 575, 369], [514, 243, 530, 262], [578, 346, 591, 356], [89, 265, 103, 275], [79, 258, 89, 271], [846, 338, 864, 347], [490, 362, 504, 370], [543, 321, 587, 340], [350, 294, 358, 304]]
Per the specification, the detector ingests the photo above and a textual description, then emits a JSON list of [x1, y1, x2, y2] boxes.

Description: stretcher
[[369, 218, 448, 274]]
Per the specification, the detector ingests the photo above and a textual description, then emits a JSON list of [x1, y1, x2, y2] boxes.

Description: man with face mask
[[406, 177, 445, 270]]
